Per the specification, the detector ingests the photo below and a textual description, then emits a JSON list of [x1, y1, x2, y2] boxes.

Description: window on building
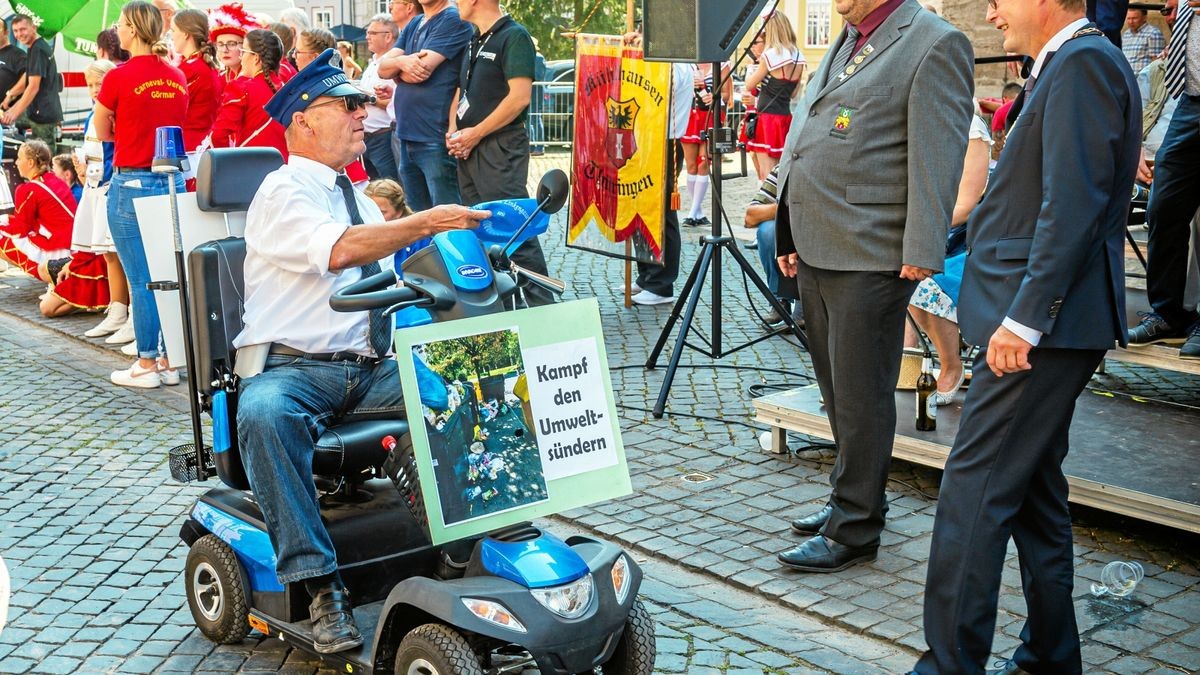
[[376, 0, 389, 16], [313, 8, 333, 28], [805, 4, 832, 48]]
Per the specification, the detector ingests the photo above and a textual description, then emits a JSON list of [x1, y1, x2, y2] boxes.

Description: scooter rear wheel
[[185, 534, 251, 644], [394, 623, 483, 675], [599, 598, 655, 675]]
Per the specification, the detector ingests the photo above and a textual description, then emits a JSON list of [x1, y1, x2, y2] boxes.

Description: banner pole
[[623, 0, 636, 309]]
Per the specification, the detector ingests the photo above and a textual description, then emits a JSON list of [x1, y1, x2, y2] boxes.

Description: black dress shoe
[[777, 534, 877, 572], [682, 217, 697, 226], [790, 503, 832, 535], [309, 585, 363, 654]]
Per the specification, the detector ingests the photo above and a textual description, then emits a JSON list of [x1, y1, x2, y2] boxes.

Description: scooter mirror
[[536, 169, 569, 215]]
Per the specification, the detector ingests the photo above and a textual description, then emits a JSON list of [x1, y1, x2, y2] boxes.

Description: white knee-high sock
[[685, 174, 697, 210], [690, 175, 709, 219]]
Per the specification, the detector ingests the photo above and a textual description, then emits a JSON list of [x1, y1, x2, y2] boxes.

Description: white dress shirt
[[1000, 17, 1089, 348], [234, 155, 392, 356], [360, 54, 396, 134]]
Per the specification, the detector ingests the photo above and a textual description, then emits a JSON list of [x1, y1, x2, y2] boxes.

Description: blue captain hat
[[265, 48, 367, 127]]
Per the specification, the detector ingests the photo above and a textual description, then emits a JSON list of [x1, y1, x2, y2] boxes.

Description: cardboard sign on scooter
[[394, 298, 631, 545]]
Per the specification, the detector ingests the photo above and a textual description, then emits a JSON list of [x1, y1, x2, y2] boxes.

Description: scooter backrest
[[195, 147, 284, 213], [187, 237, 246, 398]]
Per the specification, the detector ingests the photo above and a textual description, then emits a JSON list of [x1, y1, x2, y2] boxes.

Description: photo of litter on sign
[[411, 328, 549, 526]]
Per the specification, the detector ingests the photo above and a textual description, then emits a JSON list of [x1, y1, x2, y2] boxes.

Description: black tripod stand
[[644, 59, 806, 419]]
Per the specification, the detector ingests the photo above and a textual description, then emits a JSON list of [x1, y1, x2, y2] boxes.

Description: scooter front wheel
[[394, 623, 484, 675], [599, 598, 656, 675], [185, 534, 251, 644]]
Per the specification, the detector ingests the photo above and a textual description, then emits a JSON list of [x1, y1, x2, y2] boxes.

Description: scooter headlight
[[610, 555, 631, 604], [531, 573, 593, 619], [461, 598, 527, 633]]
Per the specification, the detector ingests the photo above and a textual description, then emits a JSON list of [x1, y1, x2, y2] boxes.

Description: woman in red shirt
[[207, 2, 261, 93], [0, 141, 75, 277], [93, 0, 189, 389], [171, 9, 222, 153], [206, 29, 287, 159]]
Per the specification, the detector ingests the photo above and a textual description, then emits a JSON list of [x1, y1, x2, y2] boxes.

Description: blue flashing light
[[480, 530, 589, 589]]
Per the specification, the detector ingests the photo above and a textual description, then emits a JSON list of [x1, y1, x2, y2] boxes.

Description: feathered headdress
[[208, 2, 262, 41]]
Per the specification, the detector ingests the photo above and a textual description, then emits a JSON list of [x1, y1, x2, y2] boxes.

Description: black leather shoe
[[985, 659, 1032, 675], [309, 586, 363, 654], [790, 504, 832, 535], [777, 535, 877, 572]]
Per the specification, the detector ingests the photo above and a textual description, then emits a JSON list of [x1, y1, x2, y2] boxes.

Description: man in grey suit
[[773, 0, 974, 572], [914, 0, 1140, 671]]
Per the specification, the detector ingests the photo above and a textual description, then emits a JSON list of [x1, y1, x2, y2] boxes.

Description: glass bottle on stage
[[915, 356, 936, 431]]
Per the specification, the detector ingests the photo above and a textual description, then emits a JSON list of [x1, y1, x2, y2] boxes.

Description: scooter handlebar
[[329, 270, 421, 312]]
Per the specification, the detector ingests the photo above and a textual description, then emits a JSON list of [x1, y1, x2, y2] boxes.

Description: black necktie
[[335, 174, 391, 358]]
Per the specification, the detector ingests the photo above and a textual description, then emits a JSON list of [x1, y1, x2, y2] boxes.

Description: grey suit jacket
[[775, 1, 974, 272]]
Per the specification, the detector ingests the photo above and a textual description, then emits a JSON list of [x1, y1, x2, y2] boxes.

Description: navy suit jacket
[[957, 28, 1140, 351]]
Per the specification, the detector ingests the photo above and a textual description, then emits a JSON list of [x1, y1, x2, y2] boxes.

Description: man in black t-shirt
[[0, 29, 27, 110], [3, 15, 62, 153], [447, 0, 555, 307]]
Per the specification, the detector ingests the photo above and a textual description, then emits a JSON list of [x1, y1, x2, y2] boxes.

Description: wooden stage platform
[[753, 385, 1200, 533]]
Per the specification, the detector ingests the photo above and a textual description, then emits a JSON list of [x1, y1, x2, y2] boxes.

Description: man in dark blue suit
[[913, 0, 1141, 671]]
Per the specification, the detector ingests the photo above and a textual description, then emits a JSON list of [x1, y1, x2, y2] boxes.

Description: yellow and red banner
[[567, 34, 671, 263]]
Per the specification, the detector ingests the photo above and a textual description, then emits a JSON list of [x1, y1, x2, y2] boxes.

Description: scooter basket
[[382, 433, 428, 528], [169, 443, 214, 483]]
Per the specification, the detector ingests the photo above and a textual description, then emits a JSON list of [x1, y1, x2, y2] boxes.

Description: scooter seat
[[314, 420, 409, 478]]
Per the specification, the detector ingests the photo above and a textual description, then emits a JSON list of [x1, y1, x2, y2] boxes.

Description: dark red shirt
[[852, 0, 909, 52], [96, 55, 189, 168]]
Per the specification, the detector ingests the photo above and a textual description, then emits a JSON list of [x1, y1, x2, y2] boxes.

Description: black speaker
[[642, 0, 770, 63]]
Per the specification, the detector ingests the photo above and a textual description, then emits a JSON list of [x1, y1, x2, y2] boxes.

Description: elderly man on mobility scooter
[[234, 49, 489, 654]]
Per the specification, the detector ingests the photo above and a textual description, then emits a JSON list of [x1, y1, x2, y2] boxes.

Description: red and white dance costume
[[206, 73, 289, 160], [0, 173, 75, 276], [745, 47, 804, 159], [207, 2, 262, 97], [680, 63, 729, 223]]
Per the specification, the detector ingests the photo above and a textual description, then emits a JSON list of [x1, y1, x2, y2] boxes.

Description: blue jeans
[[107, 170, 184, 359], [237, 355, 405, 583], [397, 139, 461, 212], [755, 218, 781, 297], [363, 128, 399, 182]]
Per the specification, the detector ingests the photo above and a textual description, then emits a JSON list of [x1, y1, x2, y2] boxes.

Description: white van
[[0, 0, 298, 138]]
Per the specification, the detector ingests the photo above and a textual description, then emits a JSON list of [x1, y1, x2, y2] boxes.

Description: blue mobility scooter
[[170, 149, 655, 674]]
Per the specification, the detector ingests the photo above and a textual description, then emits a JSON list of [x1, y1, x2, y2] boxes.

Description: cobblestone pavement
[[2, 156, 1199, 674]]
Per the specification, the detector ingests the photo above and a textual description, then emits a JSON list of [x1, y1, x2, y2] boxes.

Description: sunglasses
[[307, 94, 375, 114]]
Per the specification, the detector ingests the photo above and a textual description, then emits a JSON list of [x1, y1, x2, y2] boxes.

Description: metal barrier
[[528, 78, 574, 151]]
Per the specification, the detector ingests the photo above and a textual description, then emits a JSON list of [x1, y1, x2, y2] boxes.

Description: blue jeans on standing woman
[[107, 170, 184, 359], [397, 139, 462, 212], [237, 355, 404, 583]]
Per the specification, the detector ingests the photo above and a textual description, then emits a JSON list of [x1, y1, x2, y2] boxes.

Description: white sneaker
[[614, 282, 642, 294], [631, 289, 675, 306], [105, 318, 136, 344], [121, 341, 139, 356], [158, 362, 181, 386], [84, 302, 129, 337], [111, 361, 161, 389]]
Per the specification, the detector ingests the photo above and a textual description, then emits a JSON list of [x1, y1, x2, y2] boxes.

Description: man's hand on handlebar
[[420, 205, 491, 237]]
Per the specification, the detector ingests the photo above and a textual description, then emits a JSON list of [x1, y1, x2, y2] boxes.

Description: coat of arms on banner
[[605, 97, 640, 169]]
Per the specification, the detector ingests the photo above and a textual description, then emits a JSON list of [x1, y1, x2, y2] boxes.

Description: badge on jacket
[[831, 106, 856, 138]]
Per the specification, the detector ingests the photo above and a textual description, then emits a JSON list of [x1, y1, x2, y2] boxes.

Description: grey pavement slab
[[2, 157, 1199, 673]]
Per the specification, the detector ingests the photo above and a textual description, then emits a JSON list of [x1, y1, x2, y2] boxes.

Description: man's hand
[[985, 324, 1033, 377], [424, 205, 491, 234], [0, 109, 18, 125], [1137, 154, 1153, 184], [446, 126, 483, 160], [399, 51, 433, 83], [373, 83, 394, 108], [777, 253, 798, 278], [899, 265, 935, 281]]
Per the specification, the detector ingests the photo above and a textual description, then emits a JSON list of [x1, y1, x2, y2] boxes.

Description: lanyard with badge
[[457, 23, 499, 120]]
